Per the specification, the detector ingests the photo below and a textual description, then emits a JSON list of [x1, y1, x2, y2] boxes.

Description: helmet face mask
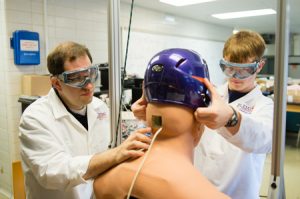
[[144, 48, 211, 110]]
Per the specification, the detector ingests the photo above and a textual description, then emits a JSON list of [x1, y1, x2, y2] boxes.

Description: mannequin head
[[144, 48, 211, 110], [144, 48, 209, 145], [146, 103, 203, 146]]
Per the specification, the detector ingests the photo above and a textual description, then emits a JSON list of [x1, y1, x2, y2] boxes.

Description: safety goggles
[[57, 64, 99, 88], [219, 59, 259, 80]]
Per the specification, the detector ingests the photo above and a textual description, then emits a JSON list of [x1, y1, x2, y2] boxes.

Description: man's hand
[[194, 78, 234, 129], [131, 87, 148, 120], [113, 127, 152, 163], [83, 127, 152, 180]]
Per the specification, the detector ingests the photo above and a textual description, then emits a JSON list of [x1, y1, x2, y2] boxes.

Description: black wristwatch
[[225, 105, 239, 127]]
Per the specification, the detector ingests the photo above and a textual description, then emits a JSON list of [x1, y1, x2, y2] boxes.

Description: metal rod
[[43, 0, 49, 57], [268, 0, 289, 198], [108, 0, 122, 148]]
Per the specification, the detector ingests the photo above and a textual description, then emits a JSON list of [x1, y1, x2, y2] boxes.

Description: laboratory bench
[[286, 103, 300, 147], [287, 102, 300, 112]]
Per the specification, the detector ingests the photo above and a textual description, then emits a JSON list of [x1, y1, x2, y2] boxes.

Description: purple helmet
[[144, 48, 210, 110]]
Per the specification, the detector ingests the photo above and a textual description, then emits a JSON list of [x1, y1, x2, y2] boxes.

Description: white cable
[[126, 127, 163, 199]]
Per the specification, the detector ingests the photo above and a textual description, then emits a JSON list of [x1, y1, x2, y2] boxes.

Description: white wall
[[0, 0, 12, 197], [120, 2, 231, 42], [121, 30, 227, 85], [120, 2, 232, 85], [0, 0, 232, 196]]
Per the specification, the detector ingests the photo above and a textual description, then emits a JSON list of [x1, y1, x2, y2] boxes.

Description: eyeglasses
[[57, 64, 99, 88], [219, 59, 259, 80]]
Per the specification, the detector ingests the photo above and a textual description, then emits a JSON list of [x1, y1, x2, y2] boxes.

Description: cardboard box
[[22, 74, 51, 96]]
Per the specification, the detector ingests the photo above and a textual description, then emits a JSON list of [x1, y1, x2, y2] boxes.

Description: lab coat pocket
[[197, 130, 228, 187], [89, 118, 111, 153]]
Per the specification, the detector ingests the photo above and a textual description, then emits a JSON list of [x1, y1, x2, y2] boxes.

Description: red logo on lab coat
[[97, 112, 107, 120]]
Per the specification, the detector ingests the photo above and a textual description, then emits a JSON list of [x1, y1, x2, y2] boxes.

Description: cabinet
[[286, 103, 300, 132], [260, 56, 274, 75]]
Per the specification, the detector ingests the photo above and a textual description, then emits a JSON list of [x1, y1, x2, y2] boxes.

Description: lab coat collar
[[48, 88, 71, 119], [47, 88, 104, 129], [218, 82, 262, 104]]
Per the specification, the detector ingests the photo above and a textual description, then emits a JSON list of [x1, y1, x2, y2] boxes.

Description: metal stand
[[108, 0, 122, 148], [267, 0, 289, 198]]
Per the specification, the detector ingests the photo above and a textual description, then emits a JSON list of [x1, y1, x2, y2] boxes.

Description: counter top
[[287, 103, 300, 113]]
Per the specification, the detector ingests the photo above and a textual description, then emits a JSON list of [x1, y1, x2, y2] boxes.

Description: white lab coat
[[19, 88, 111, 199], [194, 83, 273, 199]]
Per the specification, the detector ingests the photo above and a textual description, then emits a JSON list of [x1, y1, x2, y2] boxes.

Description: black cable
[[114, 0, 135, 146]]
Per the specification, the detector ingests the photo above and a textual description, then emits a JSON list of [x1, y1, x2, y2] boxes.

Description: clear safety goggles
[[57, 64, 99, 88], [219, 59, 259, 80]]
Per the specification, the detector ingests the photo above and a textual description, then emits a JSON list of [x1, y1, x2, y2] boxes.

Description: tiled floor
[[260, 133, 300, 199]]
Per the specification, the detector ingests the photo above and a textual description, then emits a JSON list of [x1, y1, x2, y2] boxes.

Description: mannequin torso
[[94, 103, 230, 199]]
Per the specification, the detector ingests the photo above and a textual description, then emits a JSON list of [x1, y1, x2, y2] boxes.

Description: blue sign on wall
[[10, 30, 40, 65]]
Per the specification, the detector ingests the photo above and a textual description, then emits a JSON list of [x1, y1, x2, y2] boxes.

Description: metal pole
[[108, 0, 122, 148], [268, 0, 289, 198], [43, 0, 49, 57]]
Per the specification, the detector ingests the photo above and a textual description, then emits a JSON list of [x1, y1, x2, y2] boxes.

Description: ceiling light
[[212, 9, 276, 19], [160, 0, 217, 7]]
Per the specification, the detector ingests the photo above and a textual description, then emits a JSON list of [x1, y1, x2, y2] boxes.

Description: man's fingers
[[135, 127, 152, 134], [135, 133, 152, 144], [128, 127, 152, 144], [138, 82, 148, 105], [195, 106, 215, 117], [194, 107, 217, 122], [203, 78, 218, 99], [129, 140, 150, 150], [138, 96, 147, 105], [135, 105, 147, 112], [126, 150, 145, 159], [141, 81, 146, 101]]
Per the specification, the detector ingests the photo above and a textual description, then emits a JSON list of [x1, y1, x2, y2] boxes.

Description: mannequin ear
[[50, 76, 62, 91]]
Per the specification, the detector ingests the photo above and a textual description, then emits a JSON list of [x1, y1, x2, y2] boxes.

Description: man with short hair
[[19, 41, 152, 199]]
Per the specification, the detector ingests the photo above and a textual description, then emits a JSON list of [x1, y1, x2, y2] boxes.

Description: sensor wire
[[126, 127, 163, 199]]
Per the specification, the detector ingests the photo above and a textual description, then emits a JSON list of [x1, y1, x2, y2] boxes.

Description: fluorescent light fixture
[[160, 0, 217, 7], [212, 9, 276, 19]]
